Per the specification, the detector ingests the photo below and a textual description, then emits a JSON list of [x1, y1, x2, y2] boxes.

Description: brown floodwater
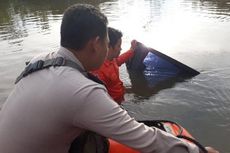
[[0, 0, 230, 152]]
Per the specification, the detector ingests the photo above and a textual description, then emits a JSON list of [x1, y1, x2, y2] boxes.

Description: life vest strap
[[15, 57, 87, 84]]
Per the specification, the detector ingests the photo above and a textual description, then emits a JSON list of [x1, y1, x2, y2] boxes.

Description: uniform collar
[[57, 47, 86, 72]]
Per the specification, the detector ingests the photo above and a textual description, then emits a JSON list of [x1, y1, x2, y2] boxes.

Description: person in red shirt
[[91, 27, 136, 104]]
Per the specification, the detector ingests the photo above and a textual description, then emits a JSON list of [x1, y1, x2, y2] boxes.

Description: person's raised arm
[[116, 40, 137, 66]]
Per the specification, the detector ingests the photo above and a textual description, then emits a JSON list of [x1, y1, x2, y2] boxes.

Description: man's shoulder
[[30, 51, 57, 63], [61, 69, 106, 89]]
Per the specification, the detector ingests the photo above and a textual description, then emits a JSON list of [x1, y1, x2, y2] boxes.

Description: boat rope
[[139, 120, 207, 153], [177, 135, 207, 153]]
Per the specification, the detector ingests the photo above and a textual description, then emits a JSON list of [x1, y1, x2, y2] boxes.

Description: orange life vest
[[92, 50, 134, 104]]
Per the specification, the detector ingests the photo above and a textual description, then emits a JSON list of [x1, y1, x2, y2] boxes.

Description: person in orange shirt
[[91, 27, 137, 104]]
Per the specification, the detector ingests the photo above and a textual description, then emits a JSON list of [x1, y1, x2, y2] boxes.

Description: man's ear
[[108, 45, 113, 51], [92, 36, 101, 53]]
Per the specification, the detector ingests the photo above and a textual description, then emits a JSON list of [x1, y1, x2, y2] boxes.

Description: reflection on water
[[101, 0, 230, 58], [0, 0, 230, 152], [0, 0, 107, 52]]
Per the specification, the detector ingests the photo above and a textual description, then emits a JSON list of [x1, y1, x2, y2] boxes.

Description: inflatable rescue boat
[[109, 120, 207, 153]]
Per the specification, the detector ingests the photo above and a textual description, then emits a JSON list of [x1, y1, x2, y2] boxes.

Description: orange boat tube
[[108, 121, 194, 153]]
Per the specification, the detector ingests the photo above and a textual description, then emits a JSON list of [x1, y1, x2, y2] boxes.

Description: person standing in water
[[92, 27, 136, 104]]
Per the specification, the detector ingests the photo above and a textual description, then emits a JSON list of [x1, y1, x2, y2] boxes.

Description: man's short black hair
[[61, 4, 108, 50], [108, 27, 123, 48]]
